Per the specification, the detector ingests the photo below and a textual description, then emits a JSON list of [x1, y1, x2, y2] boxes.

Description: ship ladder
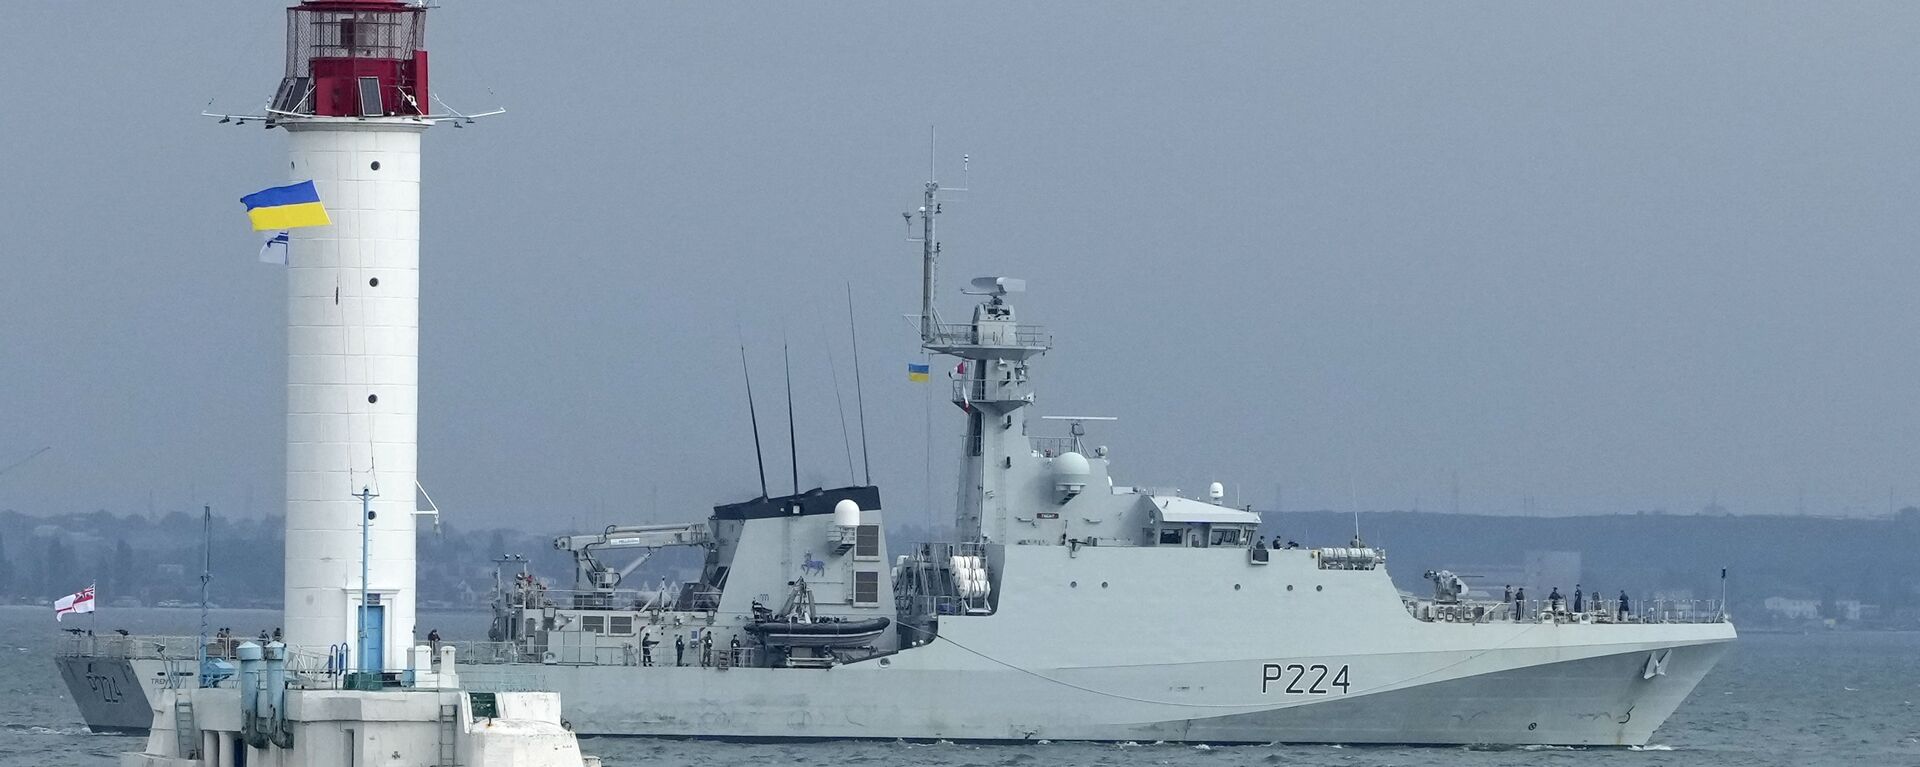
[[173, 697, 200, 760], [437, 702, 460, 767]]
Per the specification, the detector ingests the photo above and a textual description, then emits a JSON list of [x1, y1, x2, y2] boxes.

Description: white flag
[[54, 585, 96, 621], [259, 230, 291, 264]]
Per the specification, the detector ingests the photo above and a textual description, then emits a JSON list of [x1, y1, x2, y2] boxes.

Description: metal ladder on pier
[[173, 698, 200, 759], [437, 702, 460, 767]]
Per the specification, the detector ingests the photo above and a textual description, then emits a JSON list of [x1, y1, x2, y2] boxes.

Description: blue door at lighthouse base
[[360, 605, 385, 672]]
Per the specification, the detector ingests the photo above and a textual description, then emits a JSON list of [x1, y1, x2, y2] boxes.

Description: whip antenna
[[784, 341, 800, 495], [847, 282, 873, 486], [826, 337, 856, 486], [739, 344, 769, 499]]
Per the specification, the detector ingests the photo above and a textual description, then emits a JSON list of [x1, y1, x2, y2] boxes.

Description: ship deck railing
[[55, 633, 207, 659], [1407, 597, 1730, 625], [925, 322, 1052, 350]]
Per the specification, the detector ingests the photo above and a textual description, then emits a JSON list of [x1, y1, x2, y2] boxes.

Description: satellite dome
[[833, 499, 861, 527], [1053, 452, 1091, 504], [1208, 482, 1225, 501]]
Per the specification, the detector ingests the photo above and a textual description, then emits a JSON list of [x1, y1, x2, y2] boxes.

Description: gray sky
[[4, 2, 1918, 529]]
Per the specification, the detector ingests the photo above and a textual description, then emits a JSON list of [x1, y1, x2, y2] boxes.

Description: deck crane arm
[[553, 522, 713, 591]]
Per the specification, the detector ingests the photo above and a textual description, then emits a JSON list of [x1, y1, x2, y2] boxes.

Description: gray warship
[[60, 177, 1735, 745]]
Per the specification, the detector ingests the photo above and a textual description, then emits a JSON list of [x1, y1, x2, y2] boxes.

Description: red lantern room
[[272, 0, 428, 118]]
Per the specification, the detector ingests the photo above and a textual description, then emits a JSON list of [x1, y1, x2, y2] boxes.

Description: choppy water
[[4, 606, 1916, 766]]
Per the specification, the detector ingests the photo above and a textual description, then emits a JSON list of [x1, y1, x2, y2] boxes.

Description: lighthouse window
[[853, 571, 879, 605], [854, 524, 880, 559], [357, 76, 384, 117]]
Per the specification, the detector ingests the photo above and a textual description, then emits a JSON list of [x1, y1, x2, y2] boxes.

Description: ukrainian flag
[[241, 181, 331, 231], [907, 362, 930, 382]]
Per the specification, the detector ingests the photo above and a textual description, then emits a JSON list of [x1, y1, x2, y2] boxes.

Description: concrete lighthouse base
[[120, 647, 594, 767]]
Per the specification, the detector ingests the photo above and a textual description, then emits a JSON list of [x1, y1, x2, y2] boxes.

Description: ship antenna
[[784, 339, 800, 495], [825, 335, 856, 486], [739, 343, 770, 499], [847, 282, 873, 486]]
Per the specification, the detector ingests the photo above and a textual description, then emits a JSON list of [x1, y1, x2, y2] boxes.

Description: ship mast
[[904, 151, 1055, 543], [917, 180, 940, 343]]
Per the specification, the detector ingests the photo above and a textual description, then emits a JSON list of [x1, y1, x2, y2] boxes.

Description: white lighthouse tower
[[271, 0, 433, 672]]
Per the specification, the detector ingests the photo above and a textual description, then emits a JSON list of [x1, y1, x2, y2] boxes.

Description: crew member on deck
[[640, 632, 656, 666], [675, 634, 686, 666], [1549, 587, 1564, 614], [1514, 587, 1526, 620], [1618, 590, 1631, 621], [1573, 585, 1584, 613]]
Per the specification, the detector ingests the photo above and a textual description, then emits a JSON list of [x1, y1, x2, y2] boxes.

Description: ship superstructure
[[60, 163, 1735, 746], [441, 176, 1738, 745]]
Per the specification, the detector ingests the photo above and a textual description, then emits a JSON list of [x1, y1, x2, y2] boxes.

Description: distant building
[[1763, 596, 1820, 620], [1832, 599, 1878, 622]]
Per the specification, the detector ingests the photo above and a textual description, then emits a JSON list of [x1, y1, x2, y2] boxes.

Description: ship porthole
[[370, 161, 382, 171], [1233, 584, 1241, 591], [1527, 722, 1538, 731], [1286, 585, 1294, 591], [1069, 581, 1078, 588], [1100, 582, 1108, 588], [1316, 585, 1324, 592], [367, 394, 379, 403], [369, 277, 380, 287], [879, 658, 891, 667]]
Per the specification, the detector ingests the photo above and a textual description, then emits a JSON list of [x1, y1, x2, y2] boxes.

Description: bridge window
[[1158, 527, 1183, 545], [580, 615, 604, 634], [609, 616, 634, 635], [855, 524, 880, 558], [854, 571, 880, 605]]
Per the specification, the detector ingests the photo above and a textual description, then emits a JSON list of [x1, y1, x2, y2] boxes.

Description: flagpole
[[355, 486, 377, 674]]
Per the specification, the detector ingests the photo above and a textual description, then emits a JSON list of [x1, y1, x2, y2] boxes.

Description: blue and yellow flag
[[907, 362, 930, 382], [241, 181, 331, 231]]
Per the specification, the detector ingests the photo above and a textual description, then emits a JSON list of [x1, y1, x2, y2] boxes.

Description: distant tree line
[[4, 507, 1915, 624]]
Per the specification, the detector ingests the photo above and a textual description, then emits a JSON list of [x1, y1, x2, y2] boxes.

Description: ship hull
[[459, 631, 1729, 745], [54, 656, 169, 735], [453, 543, 1733, 745]]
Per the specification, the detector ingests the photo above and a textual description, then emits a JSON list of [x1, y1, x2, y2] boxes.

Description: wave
[[1, 723, 91, 736]]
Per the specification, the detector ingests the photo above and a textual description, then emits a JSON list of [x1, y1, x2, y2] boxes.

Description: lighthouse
[[271, 0, 432, 672]]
